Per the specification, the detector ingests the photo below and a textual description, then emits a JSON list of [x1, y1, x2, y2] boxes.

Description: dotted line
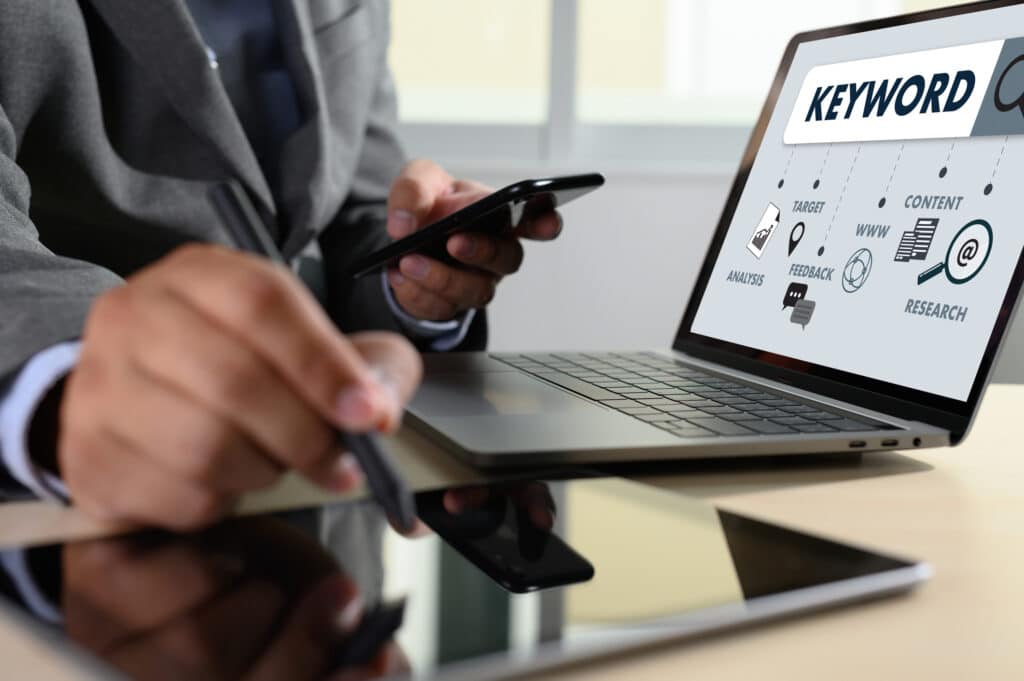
[[991, 136, 1009, 180], [783, 148, 795, 177], [884, 143, 905, 194], [816, 144, 832, 178], [823, 145, 862, 245]]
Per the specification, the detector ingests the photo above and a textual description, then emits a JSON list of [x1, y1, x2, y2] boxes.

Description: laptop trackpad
[[408, 372, 678, 452], [411, 371, 601, 417]]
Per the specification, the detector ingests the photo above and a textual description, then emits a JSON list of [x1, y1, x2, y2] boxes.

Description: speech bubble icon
[[994, 54, 1024, 117], [790, 299, 816, 330], [782, 282, 809, 310]]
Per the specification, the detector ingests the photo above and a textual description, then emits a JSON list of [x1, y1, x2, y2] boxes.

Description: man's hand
[[64, 518, 409, 681], [385, 159, 563, 321], [59, 244, 422, 530]]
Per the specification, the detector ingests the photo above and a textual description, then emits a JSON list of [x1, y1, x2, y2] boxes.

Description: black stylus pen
[[209, 181, 418, 533]]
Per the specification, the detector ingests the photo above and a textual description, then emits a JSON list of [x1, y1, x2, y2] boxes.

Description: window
[[389, 0, 551, 124], [390, 0, 966, 165]]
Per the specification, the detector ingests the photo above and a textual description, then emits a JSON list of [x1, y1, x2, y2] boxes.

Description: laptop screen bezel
[[673, 0, 1024, 437]]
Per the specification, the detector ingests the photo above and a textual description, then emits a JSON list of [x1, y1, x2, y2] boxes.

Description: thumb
[[386, 160, 454, 239]]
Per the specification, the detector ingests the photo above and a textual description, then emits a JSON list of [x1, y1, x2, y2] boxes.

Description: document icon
[[894, 217, 938, 262], [747, 203, 781, 259]]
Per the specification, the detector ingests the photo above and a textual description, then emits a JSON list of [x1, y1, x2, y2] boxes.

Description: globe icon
[[842, 248, 873, 293]]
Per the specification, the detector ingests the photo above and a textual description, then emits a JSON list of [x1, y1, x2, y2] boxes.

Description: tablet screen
[[0, 478, 926, 681]]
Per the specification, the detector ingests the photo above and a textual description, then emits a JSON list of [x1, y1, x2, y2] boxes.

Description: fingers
[[247, 575, 362, 681], [94, 355, 283, 494], [348, 332, 423, 433], [386, 160, 491, 239], [64, 540, 242, 652], [64, 243, 425, 529], [443, 483, 555, 530], [386, 159, 455, 239], [445, 232, 525, 276], [388, 258, 496, 321], [114, 287, 336, 475], [514, 211, 563, 241], [510, 482, 556, 531], [108, 579, 285, 681], [58, 422, 234, 531], [138, 244, 396, 431], [442, 486, 492, 514]]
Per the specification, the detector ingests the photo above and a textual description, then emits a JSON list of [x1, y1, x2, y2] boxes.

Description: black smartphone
[[346, 173, 605, 278], [416, 485, 595, 594]]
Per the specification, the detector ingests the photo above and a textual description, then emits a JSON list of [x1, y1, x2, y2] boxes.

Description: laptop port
[[881, 439, 899, 447], [849, 440, 867, 448]]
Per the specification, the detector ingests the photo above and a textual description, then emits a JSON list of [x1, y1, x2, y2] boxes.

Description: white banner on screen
[[784, 41, 1004, 144]]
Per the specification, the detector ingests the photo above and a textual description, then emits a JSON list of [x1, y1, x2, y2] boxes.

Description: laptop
[[408, 0, 1024, 468]]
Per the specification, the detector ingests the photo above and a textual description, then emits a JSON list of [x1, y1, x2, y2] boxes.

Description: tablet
[[0, 477, 929, 680]]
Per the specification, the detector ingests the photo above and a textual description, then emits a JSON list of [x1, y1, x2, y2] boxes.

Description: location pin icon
[[789, 222, 805, 256]]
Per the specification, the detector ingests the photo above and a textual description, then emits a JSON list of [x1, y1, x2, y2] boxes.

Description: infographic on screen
[[692, 7, 1024, 401]]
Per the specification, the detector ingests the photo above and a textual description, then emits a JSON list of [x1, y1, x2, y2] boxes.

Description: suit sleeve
[[0, 102, 122, 381], [318, 1, 487, 351]]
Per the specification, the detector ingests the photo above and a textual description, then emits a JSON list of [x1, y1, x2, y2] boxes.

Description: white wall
[[451, 167, 1024, 384]]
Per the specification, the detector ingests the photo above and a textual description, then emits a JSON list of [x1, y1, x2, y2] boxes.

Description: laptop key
[[666, 427, 715, 438], [600, 399, 643, 409], [618, 391, 658, 399], [742, 420, 798, 434], [781, 404, 820, 414], [531, 372, 620, 401], [750, 409, 789, 419], [773, 416, 813, 425], [702, 406, 742, 415], [684, 417, 756, 436], [719, 412, 765, 422], [635, 413, 677, 423], [620, 407, 662, 416], [793, 423, 838, 433], [593, 381, 632, 389], [662, 407, 706, 417], [637, 398, 679, 407], [828, 418, 878, 431]]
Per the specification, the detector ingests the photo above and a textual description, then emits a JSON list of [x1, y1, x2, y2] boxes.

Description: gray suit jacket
[[0, 0, 484, 384]]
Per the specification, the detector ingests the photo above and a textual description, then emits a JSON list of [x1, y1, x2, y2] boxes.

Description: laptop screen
[[688, 2, 1024, 404]]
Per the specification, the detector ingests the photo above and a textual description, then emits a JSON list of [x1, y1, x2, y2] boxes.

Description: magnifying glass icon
[[917, 219, 993, 286]]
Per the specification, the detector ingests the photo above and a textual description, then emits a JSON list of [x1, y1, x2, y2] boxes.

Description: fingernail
[[532, 508, 555, 531], [387, 210, 416, 238], [370, 368, 401, 404], [455, 234, 477, 258], [331, 453, 364, 490], [336, 386, 375, 426], [402, 255, 431, 281], [335, 593, 364, 634], [369, 368, 403, 430], [388, 268, 405, 287]]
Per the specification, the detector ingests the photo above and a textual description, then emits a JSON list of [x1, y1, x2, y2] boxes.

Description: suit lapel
[[88, 0, 278, 229]]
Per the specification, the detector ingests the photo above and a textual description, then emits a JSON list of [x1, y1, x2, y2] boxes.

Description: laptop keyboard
[[491, 352, 895, 439]]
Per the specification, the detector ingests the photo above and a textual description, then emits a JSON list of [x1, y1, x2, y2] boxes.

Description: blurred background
[[388, 0, 1023, 381]]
